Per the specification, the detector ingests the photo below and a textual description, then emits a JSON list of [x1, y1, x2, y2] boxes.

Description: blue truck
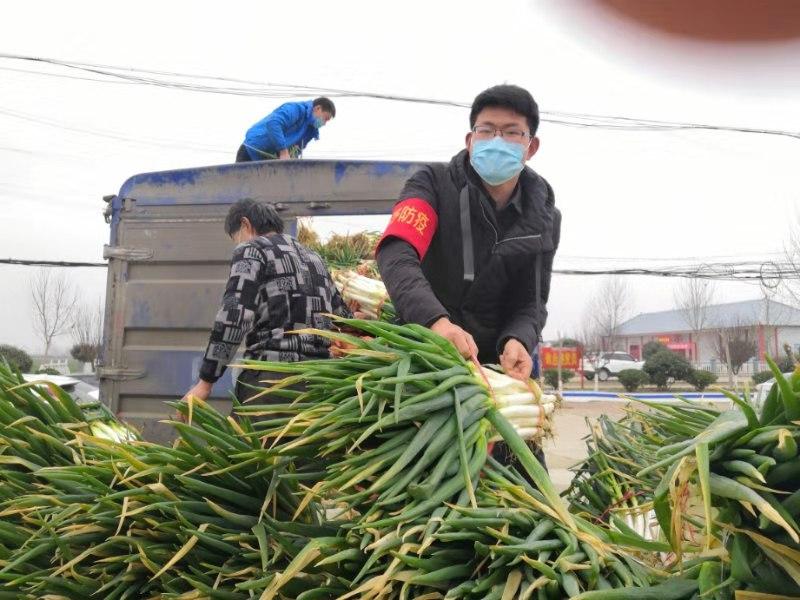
[[99, 159, 426, 441]]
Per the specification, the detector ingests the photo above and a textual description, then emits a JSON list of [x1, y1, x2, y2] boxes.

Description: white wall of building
[[777, 326, 800, 355], [617, 332, 695, 360], [693, 331, 717, 363], [616, 325, 800, 375]]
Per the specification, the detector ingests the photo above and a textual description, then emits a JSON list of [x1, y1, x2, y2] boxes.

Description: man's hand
[[346, 300, 369, 320], [278, 149, 290, 160], [176, 380, 213, 422], [182, 380, 212, 403], [330, 333, 374, 358], [330, 338, 355, 358], [500, 338, 532, 381], [431, 317, 478, 359]]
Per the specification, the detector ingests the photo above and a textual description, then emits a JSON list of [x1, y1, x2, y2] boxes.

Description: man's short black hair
[[313, 97, 336, 118], [469, 85, 539, 136], [225, 199, 284, 237]]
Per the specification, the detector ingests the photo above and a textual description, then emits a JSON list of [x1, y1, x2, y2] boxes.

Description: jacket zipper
[[497, 233, 543, 246], [474, 187, 546, 345], [477, 200, 499, 245], [476, 198, 542, 247]]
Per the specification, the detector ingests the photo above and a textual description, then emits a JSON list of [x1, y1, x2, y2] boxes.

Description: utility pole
[[556, 331, 563, 393], [723, 330, 736, 391]]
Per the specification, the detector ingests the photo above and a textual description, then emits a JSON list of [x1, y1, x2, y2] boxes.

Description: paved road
[[543, 401, 627, 493]]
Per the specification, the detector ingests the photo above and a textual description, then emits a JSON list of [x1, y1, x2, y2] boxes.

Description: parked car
[[752, 373, 792, 412], [583, 352, 645, 382], [21, 373, 100, 406]]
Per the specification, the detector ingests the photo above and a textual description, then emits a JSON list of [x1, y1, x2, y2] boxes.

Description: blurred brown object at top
[[594, 0, 800, 41]]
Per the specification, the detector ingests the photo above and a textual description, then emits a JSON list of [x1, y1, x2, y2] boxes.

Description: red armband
[[378, 198, 437, 260]]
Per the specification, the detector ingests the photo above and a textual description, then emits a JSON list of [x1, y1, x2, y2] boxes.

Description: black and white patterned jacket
[[199, 234, 350, 383]]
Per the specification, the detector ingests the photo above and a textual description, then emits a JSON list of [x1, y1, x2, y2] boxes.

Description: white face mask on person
[[469, 137, 525, 186]]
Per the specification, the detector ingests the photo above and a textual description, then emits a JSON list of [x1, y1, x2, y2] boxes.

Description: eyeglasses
[[471, 125, 530, 142]]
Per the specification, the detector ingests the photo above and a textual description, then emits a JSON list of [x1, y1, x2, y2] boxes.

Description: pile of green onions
[[5, 319, 745, 599]]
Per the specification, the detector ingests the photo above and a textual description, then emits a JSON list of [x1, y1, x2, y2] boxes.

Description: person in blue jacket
[[236, 97, 336, 162]]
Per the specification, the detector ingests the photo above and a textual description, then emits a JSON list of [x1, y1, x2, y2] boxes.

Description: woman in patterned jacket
[[183, 199, 350, 404]]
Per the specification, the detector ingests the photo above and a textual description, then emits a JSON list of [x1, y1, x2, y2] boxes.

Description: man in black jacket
[[377, 84, 560, 379], [376, 84, 560, 467]]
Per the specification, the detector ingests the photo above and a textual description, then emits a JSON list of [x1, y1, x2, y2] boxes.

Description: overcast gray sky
[[2, 0, 799, 354]]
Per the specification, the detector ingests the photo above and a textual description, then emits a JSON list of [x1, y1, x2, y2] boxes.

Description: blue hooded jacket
[[242, 100, 321, 160]]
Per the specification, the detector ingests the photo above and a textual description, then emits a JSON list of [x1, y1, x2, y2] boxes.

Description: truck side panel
[[100, 159, 426, 442]]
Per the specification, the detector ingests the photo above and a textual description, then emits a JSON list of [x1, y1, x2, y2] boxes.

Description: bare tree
[[575, 309, 601, 353], [30, 269, 79, 358], [673, 278, 715, 362], [712, 319, 757, 376], [760, 284, 779, 362], [70, 300, 103, 369], [674, 278, 715, 332], [575, 309, 604, 391], [783, 225, 800, 307], [589, 277, 632, 350]]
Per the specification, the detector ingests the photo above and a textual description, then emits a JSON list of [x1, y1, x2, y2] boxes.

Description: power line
[[0, 106, 229, 154], [0, 65, 137, 86], [555, 261, 800, 283], [0, 258, 106, 267], [559, 252, 786, 262], [3, 257, 798, 285], [2, 53, 799, 141], [541, 111, 800, 140], [0, 106, 453, 160]]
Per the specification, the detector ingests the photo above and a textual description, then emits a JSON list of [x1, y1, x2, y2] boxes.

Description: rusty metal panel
[[119, 221, 232, 263], [100, 159, 429, 440], [117, 394, 233, 443]]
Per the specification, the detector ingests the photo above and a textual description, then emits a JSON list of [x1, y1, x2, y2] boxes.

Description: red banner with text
[[540, 346, 581, 370]]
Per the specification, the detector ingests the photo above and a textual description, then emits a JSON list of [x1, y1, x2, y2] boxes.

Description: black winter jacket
[[377, 150, 561, 362]]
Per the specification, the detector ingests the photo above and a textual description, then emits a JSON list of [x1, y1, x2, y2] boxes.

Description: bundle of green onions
[[0, 322, 635, 599], [2, 367, 138, 444], [298, 223, 380, 277], [0, 366, 138, 456], [87, 418, 137, 442], [640, 358, 800, 598], [235, 318, 563, 521], [425, 458, 663, 599], [568, 358, 800, 598], [332, 269, 396, 322], [80, 398, 139, 442], [483, 366, 557, 442], [0, 364, 326, 599], [566, 401, 722, 546]]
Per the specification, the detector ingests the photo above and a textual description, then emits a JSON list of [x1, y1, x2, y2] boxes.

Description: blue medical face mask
[[314, 115, 326, 128], [469, 137, 525, 186]]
